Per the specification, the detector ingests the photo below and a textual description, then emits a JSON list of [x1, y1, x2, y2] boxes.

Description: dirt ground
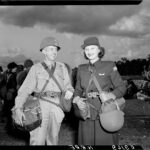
[[0, 99, 150, 150]]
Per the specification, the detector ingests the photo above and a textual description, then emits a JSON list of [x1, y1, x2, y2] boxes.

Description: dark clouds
[[0, 5, 146, 37]]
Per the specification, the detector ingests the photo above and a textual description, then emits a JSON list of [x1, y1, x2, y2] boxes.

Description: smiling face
[[84, 45, 100, 61], [42, 46, 58, 61]]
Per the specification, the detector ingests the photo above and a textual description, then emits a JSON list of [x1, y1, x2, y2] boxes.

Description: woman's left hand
[[100, 91, 116, 103], [64, 90, 73, 100]]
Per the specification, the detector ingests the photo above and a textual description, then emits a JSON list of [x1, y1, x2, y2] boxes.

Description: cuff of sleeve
[[67, 88, 74, 93]]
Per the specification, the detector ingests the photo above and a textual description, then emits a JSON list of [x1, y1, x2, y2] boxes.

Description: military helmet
[[40, 37, 61, 52]]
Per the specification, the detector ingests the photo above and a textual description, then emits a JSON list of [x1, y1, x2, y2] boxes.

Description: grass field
[[0, 98, 150, 150]]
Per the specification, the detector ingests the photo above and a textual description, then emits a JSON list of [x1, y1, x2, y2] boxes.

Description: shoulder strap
[[92, 74, 103, 95], [85, 76, 93, 96], [41, 62, 56, 78], [40, 79, 49, 93], [41, 62, 64, 92], [35, 78, 50, 99], [39, 62, 56, 94], [86, 66, 103, 95], [40, 62, 64, 110], [51, 76, 64, 92], [87, 66, 104, 113], [89, 66, 103, 94]]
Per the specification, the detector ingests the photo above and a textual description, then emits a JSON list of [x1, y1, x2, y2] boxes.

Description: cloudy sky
[[0, 0, 150, 68]]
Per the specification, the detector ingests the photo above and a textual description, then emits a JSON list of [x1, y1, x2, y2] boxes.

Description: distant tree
[[147, 54, 150, 62], [116, 57, 130, 75], [116, 57, 149, 76], [120, 57, 128, 63]]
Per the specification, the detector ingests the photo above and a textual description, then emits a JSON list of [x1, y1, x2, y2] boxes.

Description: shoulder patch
[[113, 66, 118, 71]]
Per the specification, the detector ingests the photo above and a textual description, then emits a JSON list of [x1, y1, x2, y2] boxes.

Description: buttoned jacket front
[[74, 60, 127, 120]]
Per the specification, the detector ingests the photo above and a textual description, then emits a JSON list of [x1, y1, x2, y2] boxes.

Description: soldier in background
[[0, 66, 6, 123], [16, 59, 33, 90], [4, 62, 18, 132]]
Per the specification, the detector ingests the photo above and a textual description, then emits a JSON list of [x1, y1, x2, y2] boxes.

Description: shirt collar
[[44, 60, 55, 69], [89, 59, 101, 68]]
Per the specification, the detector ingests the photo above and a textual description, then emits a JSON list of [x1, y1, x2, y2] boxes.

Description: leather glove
[[100, 91, 116, 103], [64, 90, 73, 100], [73, 96, 87, 111]]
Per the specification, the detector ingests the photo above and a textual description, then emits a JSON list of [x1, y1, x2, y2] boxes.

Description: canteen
[[99, 109, 124, 132]]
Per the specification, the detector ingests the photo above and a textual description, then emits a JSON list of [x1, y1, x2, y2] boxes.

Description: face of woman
[[84, 45, 100, 61], [42, 46, 58, 61]]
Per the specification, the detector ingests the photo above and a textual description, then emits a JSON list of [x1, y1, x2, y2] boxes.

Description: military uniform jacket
[[74, 60, 127, 120], [15, 62, 74, 109]]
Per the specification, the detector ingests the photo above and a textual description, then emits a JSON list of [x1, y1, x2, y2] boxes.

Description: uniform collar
[[88, 59, 102, 74], [89, 59, 101, 68], [44, 60, 55, 69]]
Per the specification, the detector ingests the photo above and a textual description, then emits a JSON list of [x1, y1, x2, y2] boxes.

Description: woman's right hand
[[76, 97, 87, 111], [15, 108, 26, 126], [73, 96, 87, 110]]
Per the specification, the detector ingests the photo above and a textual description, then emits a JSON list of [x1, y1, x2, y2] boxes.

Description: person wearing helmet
[[73, 37, 126, 145], [13, 37, 74, 145]]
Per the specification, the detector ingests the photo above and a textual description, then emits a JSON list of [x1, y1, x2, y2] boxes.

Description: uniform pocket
[[36, 73, 49, 90]]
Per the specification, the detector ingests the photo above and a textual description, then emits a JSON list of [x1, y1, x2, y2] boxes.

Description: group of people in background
[[0, 36, 127, 145], [0, 59, 33, 132]]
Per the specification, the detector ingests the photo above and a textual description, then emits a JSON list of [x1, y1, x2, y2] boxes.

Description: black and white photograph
[[0, 0, 142, 5], [0, 0, 149, 149]]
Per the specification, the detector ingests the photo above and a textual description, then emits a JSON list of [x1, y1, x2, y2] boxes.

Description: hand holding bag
[[12, 78, 50, 132], [12, 96, 42, 132], [73, 70, 96, 121], [92, 73, 125, 110], [11, 62, 57, 132], [85, 66, 125, 132], [73, 97, 90, 120], [91, 72, 125, 132], [101, 98, 117, 113]]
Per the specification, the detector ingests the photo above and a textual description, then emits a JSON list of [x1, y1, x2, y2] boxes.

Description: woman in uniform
[[73, 37, 126, 145]]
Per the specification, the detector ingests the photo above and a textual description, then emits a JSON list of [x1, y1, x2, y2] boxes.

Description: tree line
[[115, 54, 150, 76]]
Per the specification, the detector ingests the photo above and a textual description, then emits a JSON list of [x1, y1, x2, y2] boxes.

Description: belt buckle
[[88, 92, 99, 98], [50, 91, 56, 98], [41, 92, 47, 97], [50, 95, 55, 98]]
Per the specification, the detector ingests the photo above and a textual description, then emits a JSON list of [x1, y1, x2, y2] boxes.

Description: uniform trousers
[[30, 99, 64, 145]]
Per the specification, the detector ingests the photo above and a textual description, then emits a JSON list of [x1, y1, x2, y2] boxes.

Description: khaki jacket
[[15, 62, 74, 108]]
